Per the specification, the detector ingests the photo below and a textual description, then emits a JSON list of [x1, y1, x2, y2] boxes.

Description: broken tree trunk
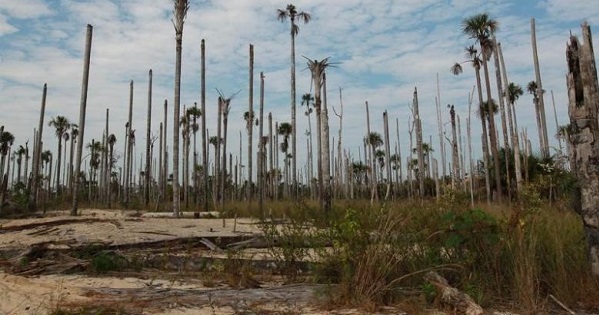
[[566, 22, 599, 276], [424, 271, 484, 315]]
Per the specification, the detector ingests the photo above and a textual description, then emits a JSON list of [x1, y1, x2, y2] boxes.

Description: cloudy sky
[[1, 0, 598, 179]]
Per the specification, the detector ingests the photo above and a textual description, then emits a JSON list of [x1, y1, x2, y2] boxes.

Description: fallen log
[[0, 218, 122, 233], [424, 271, 484, 315]]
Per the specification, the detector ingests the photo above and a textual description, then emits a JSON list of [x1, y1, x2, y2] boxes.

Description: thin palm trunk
[[125, 81, 134, 206], [172, 0, 188, 217], [32, 84, 47, 207], [71, 25, 93, 216], [413, 88, 425, 200], [201, 39, 208, 212], [321, 73, 331, 213], [247, 44, 254, 205], [493, 38, 511, 200], [383, 111, 392, 200], [531, 18, 549, 158], [145, 69, 152, 206], [482, 53, 502, 201], [258, 72, 265, 214], [475, 66, 492, 204]]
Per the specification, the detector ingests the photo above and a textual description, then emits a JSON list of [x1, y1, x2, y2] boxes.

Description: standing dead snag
[[566, 22, 599, 276]]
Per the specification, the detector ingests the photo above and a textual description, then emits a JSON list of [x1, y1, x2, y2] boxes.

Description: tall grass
[[265, 188, 599, 312]]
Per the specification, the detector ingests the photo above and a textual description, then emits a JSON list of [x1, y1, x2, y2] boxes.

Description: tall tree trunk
[[163, 100, 168, 202], [258, 72, 265, 214], [413, 88, 425, 200], [498, 42, 523, 194], [71, 24, 93, 216], [436, 73, 447, 181], [449, 105, 459, 190], [125, 81, 134, 206], [55, 134, 63, 196], [290, 26, 298, 200], [335, 88, 344, 199], [531, 18, 550, 158], [566, 23, 599, 276], [365, 101, 377, 203], [145, 69, 152, 206], [321, 73, 331, 213], [269, 113, 274, 200], [247, 44, 254, 206], [201, 39, 208, 212], [482, 50, 502, 202], [475, 65, 492, 204], [104, 109, 110, 204], [493, 37, 511, 200], [383, 111, 392, 200], [173, 24, 183, 217], [31, 84, 47, 208]]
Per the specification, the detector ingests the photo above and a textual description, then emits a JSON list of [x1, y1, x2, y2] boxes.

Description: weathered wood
[[566, 22, 599, 276], [424, 271, 483, 315], [0, 218, 122, 234]]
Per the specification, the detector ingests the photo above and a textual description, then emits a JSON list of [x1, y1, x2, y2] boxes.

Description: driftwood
[[200, 238, 223, 251], [424, 271, 484, 315], [140, 211, 220, 219], [0, 218, 122, 233]]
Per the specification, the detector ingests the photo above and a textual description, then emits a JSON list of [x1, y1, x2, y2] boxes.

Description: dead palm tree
[[301, 93, 314, 187], [462, 12, 502, 201], [527, 80, 546, 157], [278, 4, 312, 197], [507, 82, 524, 190], [452, 45, 492, 203], [14, 145, 26, 184], [172, 0, 189, 217], [306, 57, 332, 213], [107, 134, 116, 208], [278, 122, 293, 196], [71, 24, 93, 216], [0, 131, 15, 183], [49, 116, 70, 196], [218, 91, 235, 212]]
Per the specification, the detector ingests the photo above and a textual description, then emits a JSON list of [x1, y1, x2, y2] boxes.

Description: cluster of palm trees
[[0, 4, 571, 217]]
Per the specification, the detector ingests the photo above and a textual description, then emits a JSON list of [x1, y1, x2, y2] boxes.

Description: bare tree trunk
[[321, 73, 331, 213], [531, 18, 550, 158], [104, 109, 110, 205], [475, 66, 492, 204], [449, 105, 459, 190], [71, 24, 93, 216], [31, 84, 47, 208], [482, 51, 502, 202], [365, 101, 377, 203], [247, 44, 254, 207], [551, 90, 563, 155], [145, 69, 152, 206], [383, 111, 392, 200], [566, 23, 599, 275], [125, 81, 134, 206], [436, 73, 447, 181], [269, 113, 274, 200], [258, 72, 265, 215], [201, 39, 208, 212], [413, 88, 425, 200], [493, 37, 511, 200]]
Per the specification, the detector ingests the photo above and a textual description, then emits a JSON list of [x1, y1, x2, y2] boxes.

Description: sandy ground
[[0, 209, 521, 315], [0, 209, 383, 315]]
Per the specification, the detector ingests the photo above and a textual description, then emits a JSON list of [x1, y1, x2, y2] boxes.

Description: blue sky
[[0, 0, 598, 179]]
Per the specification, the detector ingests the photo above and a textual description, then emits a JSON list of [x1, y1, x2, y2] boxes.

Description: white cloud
[[0, 0, 597, 182]]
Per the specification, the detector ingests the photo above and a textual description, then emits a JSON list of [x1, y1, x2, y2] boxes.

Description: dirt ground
[[0, 209, 528, 315], [0, 209, 404, 314]]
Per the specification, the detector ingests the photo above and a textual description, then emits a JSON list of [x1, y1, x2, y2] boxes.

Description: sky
[[0, 0, 598, 180]]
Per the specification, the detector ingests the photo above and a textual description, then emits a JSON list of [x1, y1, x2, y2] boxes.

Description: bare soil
[[0, 209, 407, 314]]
